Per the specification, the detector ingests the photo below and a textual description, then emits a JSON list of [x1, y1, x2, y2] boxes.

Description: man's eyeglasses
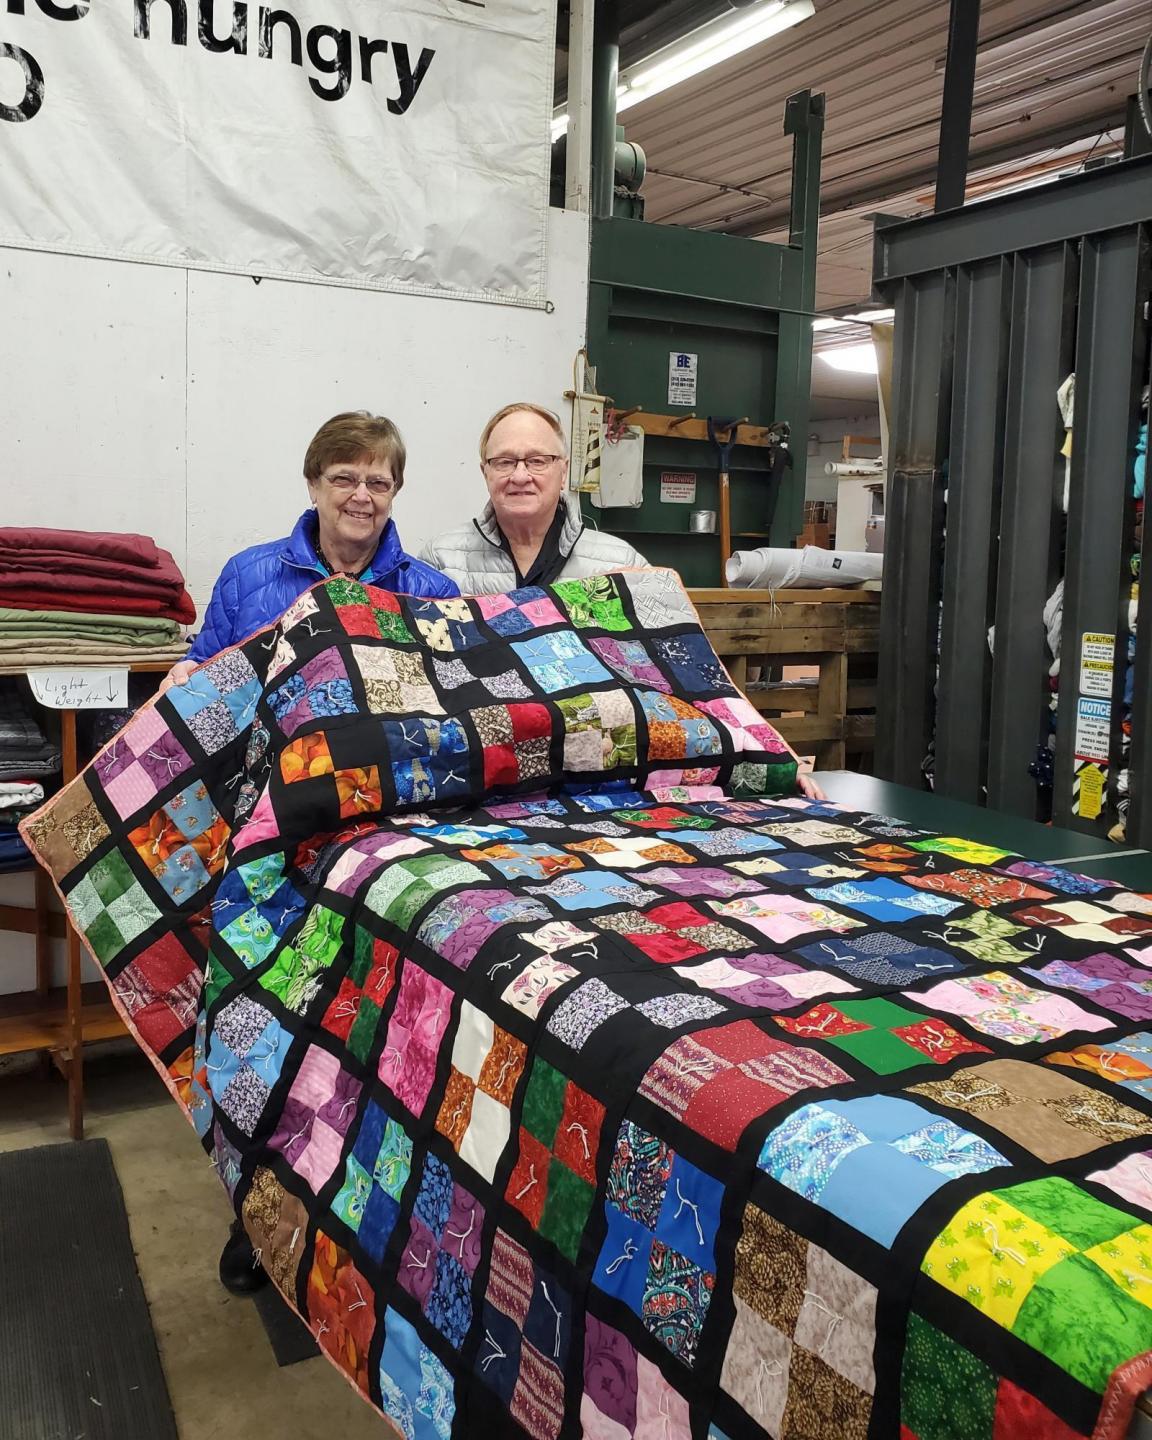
[[484, 454, 564, 477], [323, 471, 397, 496]]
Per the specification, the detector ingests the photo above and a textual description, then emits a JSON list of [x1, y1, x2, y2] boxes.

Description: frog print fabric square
[[26, 566, 1152, 1440]]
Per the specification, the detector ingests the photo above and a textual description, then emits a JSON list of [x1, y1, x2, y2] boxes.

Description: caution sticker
[[1075, 762, 1105, 820], [1080, 632, 1115, 698]]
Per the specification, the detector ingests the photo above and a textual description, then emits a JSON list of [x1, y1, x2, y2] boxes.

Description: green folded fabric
[[0, 607, 181, 644]]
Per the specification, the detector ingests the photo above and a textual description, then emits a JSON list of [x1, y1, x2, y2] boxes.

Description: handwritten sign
[[27, 668, 128, 710]]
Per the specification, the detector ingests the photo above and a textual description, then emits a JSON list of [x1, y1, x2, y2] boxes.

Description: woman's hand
[[158, 660, 196, 696], [797, 767, 826, 802]]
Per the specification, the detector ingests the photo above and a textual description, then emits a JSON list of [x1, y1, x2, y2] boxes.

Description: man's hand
[[158, 660, 196, 696], [797, 768, 826, 802]]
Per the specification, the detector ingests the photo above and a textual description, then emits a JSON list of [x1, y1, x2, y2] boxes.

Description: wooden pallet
[[689, 587, 881, 769]]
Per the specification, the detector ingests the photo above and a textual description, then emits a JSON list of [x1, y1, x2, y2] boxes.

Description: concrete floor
[[0, 1046, 388, 1440]]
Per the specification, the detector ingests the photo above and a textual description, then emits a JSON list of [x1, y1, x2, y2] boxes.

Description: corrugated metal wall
[[873, 152, 1152, 840]]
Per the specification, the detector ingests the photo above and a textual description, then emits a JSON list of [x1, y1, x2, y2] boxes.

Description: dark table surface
[[813, 771, 1152, 890]]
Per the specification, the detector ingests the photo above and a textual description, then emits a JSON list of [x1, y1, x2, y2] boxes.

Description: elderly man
[[421, 403, 646, 593]]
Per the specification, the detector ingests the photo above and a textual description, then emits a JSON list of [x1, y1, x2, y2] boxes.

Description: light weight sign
[[0, 0, 555, 305]]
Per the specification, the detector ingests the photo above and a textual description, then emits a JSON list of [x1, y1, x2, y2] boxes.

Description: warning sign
[[1074, 697, 1111, 763], [660, 472, 697, 504], [1080, 632, 1115, 698]]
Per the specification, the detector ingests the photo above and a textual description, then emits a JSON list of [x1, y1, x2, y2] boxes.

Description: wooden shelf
[[0, 990, 124, 1058]]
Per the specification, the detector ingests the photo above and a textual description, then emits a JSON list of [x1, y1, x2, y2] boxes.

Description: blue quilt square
[[655, 1155, 724, 1270], [413, 1154, 453, 1236], [379, 1308, 456, 1440], [477, 1303, 522, 1403], [426, 1252, 473, 1349], [266, 673, 305, 724], [593, 1207, 653, 1314], [523, 1268, 572, 1367], [162, 781, 220, 840], [153, 844, 211, 902], [168, 672, 224, 720], [806, 877, 963, 922], [360, 1186, 401, 1261], [383, 716, 469, 762], [352, 1101, 389, 1168], [486, 606, 535, 638], [795, 931, 966, 986], [511, 633, 612, 694], [245, 1017, 295, 1088], [222, 675, 261, 728], [653, 633, 737, 695], [524, 871, 658, 912], [819, 1142, 951, 1246]]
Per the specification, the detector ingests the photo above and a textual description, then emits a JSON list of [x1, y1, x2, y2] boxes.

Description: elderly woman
[[161, 411, 456, 694], [420, 403, 646, 592]]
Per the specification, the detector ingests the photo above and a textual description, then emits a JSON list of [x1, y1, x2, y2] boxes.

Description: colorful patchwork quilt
[[22, 569, 1152, 1440]]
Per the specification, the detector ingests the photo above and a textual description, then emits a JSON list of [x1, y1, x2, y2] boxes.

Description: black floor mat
[[253, 1281, 321, 1366], [0, 1138, 178, 1440]]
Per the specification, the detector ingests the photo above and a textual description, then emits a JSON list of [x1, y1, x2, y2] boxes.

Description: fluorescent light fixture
[[812, 316, 849, 331], [819, 343, 879, 375], [552, 0, 814, 141]]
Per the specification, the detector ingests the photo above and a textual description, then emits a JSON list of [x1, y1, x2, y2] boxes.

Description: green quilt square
[[91, 850, 135, 905], [832, 1027, 928, 1075], [106, 887, 160, 946], [66, 874, 103, 931], [840, 997, 920, 1029], [375, 608, 415, 645], [328, 578, 370, 607], [1003, 1177, 1135, 1251], [553, 577, 632, 632], [539, 1159, 594, 1262], [374, 1118, 413, 1200], [385, 880, 435, 929], [348, 998, 382, 1065], [203, 955, 232, 1010], [521, 1060, 566, 1147], [237, 852, 286, 905], [1012, 1252, 1152, 1392], [295, 906, 345, 966], [901, 1313, 996, 1440], [332, 1154, 372, 1232], [349, 926, 374, 988], [84, 911, 126, 967]]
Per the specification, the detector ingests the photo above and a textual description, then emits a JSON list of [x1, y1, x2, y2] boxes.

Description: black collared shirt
[[498, 503, 569, 588]]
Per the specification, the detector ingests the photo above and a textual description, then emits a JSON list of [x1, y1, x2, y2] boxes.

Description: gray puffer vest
[[419, 494, 648, 595]]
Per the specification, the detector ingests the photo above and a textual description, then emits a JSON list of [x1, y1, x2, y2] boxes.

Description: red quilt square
[[508, 703, 552, 741], [777, 1004, 871, 1040], [484, 744, 519, 787], [629, 932, 708, 964], [992, 1379, 1085, 1440], [134, 931, 200, 993], [506, 1128, 551, 1227], [686, 1070, 785, 1151], [365, 941, 398, 1006], [644, 901, 711, 931], [365, 587, 402, 613], [323, 978, 364, 1043], [893, 1018, 989, 1062], [554, 1084, 605, 1183], [337, 604, 381, 637], [698, 1019, 776, 1065]]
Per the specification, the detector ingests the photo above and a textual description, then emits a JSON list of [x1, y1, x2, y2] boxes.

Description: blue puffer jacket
[[188, 509, 458, 662]]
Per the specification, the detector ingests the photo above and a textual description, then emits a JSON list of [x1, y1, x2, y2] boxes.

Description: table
[[815, 771, 1152, 889]]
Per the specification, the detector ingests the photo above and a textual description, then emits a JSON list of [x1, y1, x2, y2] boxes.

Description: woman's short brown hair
[[479, 403, 568, 461], [303, 412, 406, 490]]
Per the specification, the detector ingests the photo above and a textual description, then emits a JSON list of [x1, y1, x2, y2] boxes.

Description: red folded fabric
[[0, 528, 164, 567], [1, 586, 196, 623], [0, 550, 176, 584], [0, 565, 184, 600]]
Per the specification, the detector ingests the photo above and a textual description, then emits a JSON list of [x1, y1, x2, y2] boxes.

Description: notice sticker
[[1074, 697, 1111, 763], [660, 472, 697, 504], [1080, 632, 1115, 698], [668, 351, 698, 407]]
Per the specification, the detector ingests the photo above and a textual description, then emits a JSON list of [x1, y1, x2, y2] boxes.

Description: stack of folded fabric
[[0, 679, 59, 872], [0, 528, 194, 673]]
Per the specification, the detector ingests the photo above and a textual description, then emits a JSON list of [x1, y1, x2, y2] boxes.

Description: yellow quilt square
[[922, 1193, 1077, 1328], [1084, 1225, 1152, 1311]]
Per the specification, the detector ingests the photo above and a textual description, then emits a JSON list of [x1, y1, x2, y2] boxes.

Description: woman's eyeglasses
[[484, 454, 564, 477], [323, 471, 397, 496]]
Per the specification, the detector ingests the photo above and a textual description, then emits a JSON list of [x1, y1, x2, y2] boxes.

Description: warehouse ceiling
[[557, 0, 1146, 315]]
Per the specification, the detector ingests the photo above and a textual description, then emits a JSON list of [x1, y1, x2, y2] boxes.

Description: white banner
[[0, 0, 555, 306]]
